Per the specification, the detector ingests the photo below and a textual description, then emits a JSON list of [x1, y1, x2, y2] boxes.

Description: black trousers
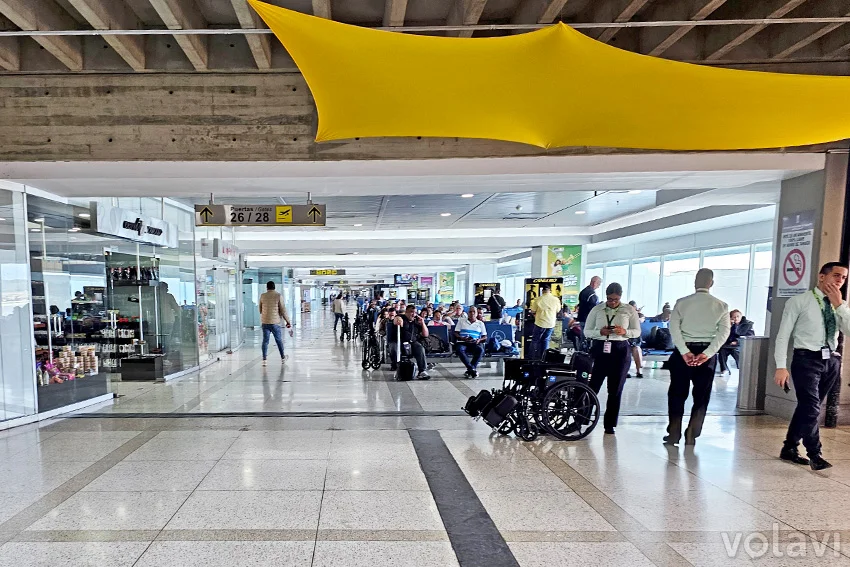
[[785, 350, 841, 457], [589, 340, 631, 430], [667, 344, 717, 441], [717, 346, 740, 373]]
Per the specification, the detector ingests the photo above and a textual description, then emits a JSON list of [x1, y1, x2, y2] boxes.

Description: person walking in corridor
[[529, 283, 561, 359], [774, 262, 850, 470], [664, 269, 730, 447], [259, 281, 293, 366], [585, 283, 642, 434], [332, 294, 346, 331]]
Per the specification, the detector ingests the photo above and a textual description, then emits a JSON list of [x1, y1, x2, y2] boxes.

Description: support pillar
[[530, 246, 548, 278], [465, 263, 498, 305], [765, 152, 849, 423]]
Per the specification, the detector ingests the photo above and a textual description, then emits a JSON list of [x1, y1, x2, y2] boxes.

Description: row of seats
[[425, 322, 518, 362]]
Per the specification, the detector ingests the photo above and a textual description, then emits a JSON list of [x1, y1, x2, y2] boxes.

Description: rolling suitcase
[[481, 392, 518, 428], [395, 330, 415, 381]]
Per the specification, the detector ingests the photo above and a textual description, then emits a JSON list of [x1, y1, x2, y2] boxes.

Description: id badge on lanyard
[[822, 347, 831, 360], [603, 307, 618, 354]]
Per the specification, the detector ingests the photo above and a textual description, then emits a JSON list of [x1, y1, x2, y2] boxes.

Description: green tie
[[823, 299, 836, 349]]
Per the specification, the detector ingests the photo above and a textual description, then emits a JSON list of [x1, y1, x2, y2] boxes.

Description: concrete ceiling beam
[[593, 0, 654, 44], [0, 0, 83, 70], [230, 0, 270, 70], [769, 1, 850, 59], [446, 0, 489, 38], [511, 0, 569, 25], [67, 0, 145, 71], [383, 0, 408, 27], [640, 0, 728, 57], [0, 36, 19, 70], [312, 0, 332, 19], [705, 0, 807, 61], [148, 0, 208, 71]]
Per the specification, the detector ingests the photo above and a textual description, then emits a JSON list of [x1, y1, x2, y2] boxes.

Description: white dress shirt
[[774, 288, 850, 369], [584, 303, 642, 341], [669, 289, 730, 358]]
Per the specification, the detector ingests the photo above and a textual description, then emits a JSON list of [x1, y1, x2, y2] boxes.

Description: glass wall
[[604, 262, 630, 299], [0, 190, 37, 422], [588, 242, 773, 334], [497, 273, 532, 308]]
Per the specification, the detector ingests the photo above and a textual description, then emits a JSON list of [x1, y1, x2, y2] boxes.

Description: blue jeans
[[456, 342, 484, 372], [262, 324, 285, 360], [333, 312, 344, 330], [531, 325, 554, 360]]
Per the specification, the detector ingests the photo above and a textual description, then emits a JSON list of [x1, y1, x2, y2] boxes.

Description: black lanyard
[[604, 306, 620, 328]]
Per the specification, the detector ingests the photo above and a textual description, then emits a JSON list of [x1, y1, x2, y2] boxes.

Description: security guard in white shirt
[[585, 282, 642, 434], [665, 269, 730, 447], [774, 262, 850, 471]]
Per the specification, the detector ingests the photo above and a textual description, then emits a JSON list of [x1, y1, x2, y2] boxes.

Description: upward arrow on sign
[[199, 207, 214, 223], [308, 206, 322, 223]]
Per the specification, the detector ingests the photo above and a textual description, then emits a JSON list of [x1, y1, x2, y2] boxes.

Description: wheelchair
[[463, 355, 600, 442], [360, 320, 382, 370], [340, 313, 352, 341]]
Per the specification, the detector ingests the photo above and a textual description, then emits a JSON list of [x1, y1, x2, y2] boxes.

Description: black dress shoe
[[604, 428, 615, 435], [810, 455, 833, 471], [779, 448, 810, 465], [662, 435, 678, 446]]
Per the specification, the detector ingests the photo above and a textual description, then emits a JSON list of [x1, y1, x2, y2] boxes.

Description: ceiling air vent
[[502, 212, 546, 220]]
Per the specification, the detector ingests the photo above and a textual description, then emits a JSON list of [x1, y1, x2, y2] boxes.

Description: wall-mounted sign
[[93, 205, 178, 248], [394, 273, 416, 285], [213, 239, 239, 263], [777, 210, 814, 298], [310, 269, 345, 276], [195, 204, 326, 227]]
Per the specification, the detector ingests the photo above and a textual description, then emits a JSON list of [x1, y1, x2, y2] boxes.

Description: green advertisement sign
[[547, 245, 583, 307], [437, 272, 455, 303]]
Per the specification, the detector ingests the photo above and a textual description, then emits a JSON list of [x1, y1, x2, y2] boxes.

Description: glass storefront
[[0, 190, 37, 422], [195, 229, 243, 361], [27, 195, 200, 413]]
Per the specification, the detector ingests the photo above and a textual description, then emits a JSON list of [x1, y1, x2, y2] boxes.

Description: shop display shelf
[[37, 372, 110, 413]]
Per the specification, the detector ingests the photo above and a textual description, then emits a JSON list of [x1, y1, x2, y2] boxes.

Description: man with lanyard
[[774, 262, 850, 470], [665, 269, 730, 447], [585, 282, 642, 434]]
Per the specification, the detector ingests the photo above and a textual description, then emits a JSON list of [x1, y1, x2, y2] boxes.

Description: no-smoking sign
[[783, 248, 806, 286]]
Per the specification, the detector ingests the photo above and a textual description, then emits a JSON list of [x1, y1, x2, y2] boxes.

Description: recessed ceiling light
[[440, 212, 452, 217], [30, 228, 40, 232], [353, 252, 359, 255], [353, 223, 363, 227], [574, 210, 587, 215], [34, 217, 45, 223], [68, 228, 80, 232], [0, 218, 6, 221], [461, 193, 474, 198], [78, 213, 91, 218], [627, 190, 642, 195]]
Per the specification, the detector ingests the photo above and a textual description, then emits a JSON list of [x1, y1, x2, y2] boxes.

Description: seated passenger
[[390, 304, 430, 379], [455, 306, 487, 379], [717, 309, 755, 375], [430, 311, 450, 326]]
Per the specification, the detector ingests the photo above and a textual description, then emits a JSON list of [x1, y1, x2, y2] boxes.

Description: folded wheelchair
[[463, 354, 600, 442]]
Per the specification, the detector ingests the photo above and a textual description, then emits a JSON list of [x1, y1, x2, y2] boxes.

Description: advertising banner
[[437, 272, 455, 303], [522, 277, 564, 356], [473, 282, 500, 307], [419, 276, 434, 288], [547, 245, 582, 307], [777, 211, 814, 298], [94, 204, 178, 248]]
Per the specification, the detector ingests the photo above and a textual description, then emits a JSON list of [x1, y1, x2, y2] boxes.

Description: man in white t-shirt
[[455, 306, 488, 379]]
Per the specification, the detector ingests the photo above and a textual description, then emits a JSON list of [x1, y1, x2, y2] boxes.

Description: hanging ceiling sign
[[195, 204, 326, 227], [310, 269, 345, 276]]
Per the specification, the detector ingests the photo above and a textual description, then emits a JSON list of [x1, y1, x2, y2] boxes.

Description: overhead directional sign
[[195, 204, 326, 227], [310, 269, 345, 276]]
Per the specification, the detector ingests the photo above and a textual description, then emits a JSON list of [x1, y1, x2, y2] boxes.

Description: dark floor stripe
[[409, 430, 520, 567], [65, 410, 468, 419]]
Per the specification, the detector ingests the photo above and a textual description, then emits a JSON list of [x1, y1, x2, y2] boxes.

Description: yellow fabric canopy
[[249, 0, 850, 151]]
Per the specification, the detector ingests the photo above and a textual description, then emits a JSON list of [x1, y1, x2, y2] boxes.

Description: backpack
[[422, 334, 449, 354], [650, 327, 674, 350]]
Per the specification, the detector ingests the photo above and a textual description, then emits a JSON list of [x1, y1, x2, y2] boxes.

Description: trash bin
[[737, 336, 769, 411]]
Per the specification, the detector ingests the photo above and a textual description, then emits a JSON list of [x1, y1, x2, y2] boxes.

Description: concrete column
[[530, 246, 548, 278], [765, 152, 849, 422], [465, 263, 498, 304]]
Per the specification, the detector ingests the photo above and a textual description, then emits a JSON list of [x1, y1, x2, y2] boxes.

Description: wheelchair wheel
[[361, 343, 371, 369], [369, 340, 382, 369], [539, 381, 600, 441], [515, 414, 539, 442], [496, 415, 515, 436]]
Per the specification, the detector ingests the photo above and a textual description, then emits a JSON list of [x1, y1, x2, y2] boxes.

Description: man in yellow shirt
[[529, 283, 561, 359]]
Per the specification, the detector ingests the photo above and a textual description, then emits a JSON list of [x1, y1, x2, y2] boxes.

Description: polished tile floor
[[1, 309, 846, 566]]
